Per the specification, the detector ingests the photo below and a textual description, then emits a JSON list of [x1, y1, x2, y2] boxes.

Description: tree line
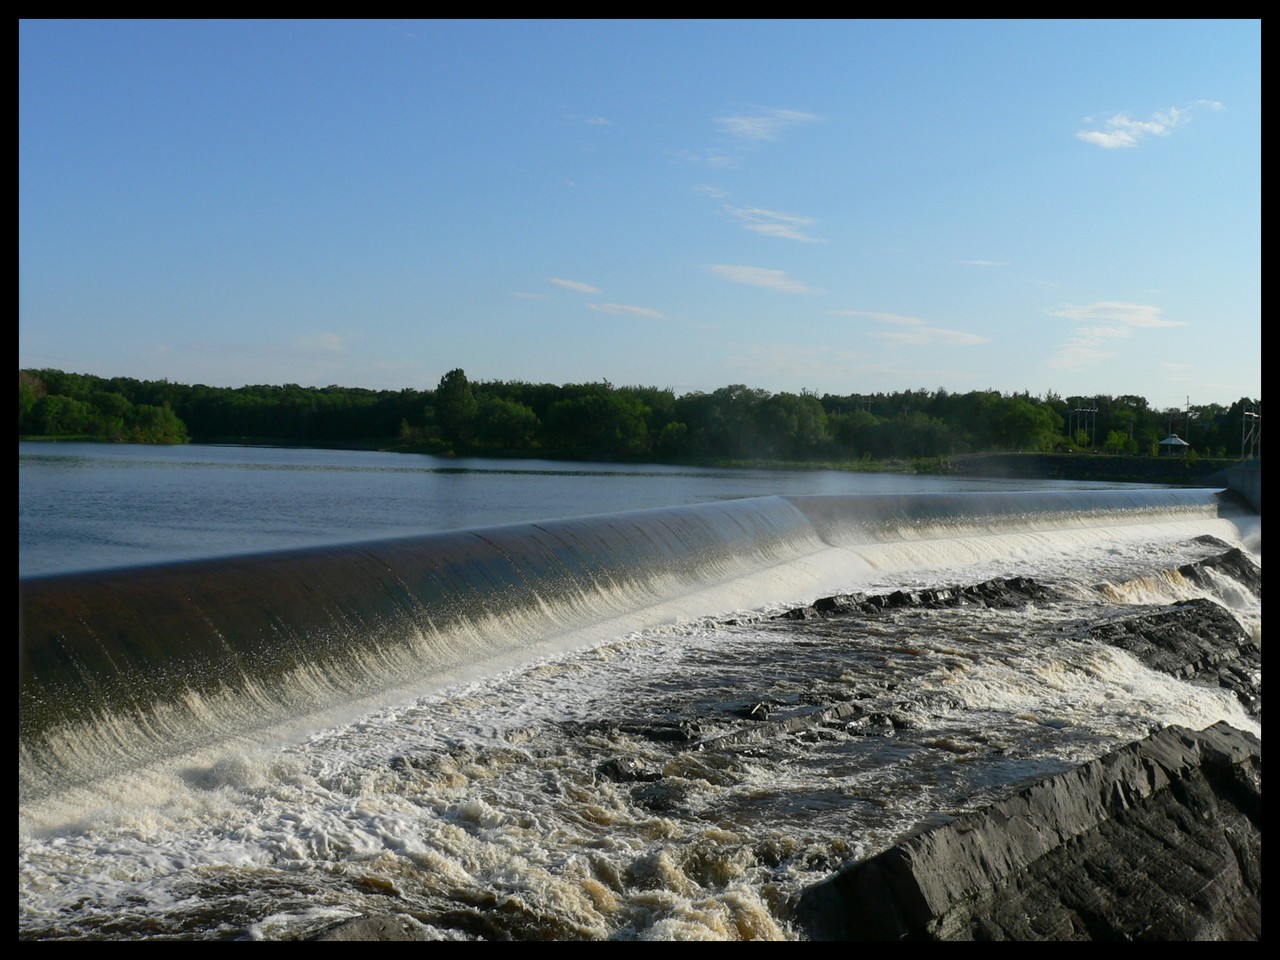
[[18, 368, 1260, 462]]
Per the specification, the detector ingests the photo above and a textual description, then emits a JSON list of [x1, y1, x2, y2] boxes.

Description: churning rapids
[[19, 487, 1261, 940]]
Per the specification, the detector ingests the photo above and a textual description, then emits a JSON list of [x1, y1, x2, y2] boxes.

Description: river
[[18, 442, 1261, 940]]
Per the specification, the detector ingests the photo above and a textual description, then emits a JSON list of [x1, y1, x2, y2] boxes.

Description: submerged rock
[[596, 756, 663, 783], [312, 915, 434, 941]]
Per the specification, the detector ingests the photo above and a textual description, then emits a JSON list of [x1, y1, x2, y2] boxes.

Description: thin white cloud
[[669, 149, 738, 169], [548, 277, 601, 294], [588, 303, 667, 320], [678, 107, 818, 170], [725, 205, 823, 243], [706, 264, 818, 294], [1050, 342, 1119, 370], [1077, 102, 1218, 149], [1049, 301, 1185, 329], [697, 186, 822, 241], [725, 343, 979, 389], [955, 259, 1010, 267], [562, 110, 614, 127], [830, 310, 920, 324], [830, 310, 989, 346], [294, 332, 345, 354], [716, 107, 820, 142], [1047, 301, 1186, 369], [727, 343, 868, 380]]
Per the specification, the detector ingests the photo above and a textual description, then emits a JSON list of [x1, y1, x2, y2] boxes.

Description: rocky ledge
[[779, 546, 1262, 940], [1089, 598, 1261, 717], [775, 548, 1261, 719], [771, 575, 1059, 621], [794, 721, 1261, 940]]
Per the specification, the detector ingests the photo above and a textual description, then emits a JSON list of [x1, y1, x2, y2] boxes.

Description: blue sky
[[19, 20, 1260, 408]]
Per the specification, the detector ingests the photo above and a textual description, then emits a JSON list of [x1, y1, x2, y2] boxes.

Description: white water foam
[[20, 511, 1259, 940]]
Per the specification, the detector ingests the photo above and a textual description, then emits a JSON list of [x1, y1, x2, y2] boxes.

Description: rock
[[726, 699, 772, 721], [793, 722, 1261, 940], [1178, 547, 1262, 595], [1089, 598, 1261, 717], [616, 719, 706, 743], [596, 756, 662, 783], [812, 594, 865, 614], [631, 778, 699, 812], [775, 577, 1060, 621], [310, 915, 434, 941]]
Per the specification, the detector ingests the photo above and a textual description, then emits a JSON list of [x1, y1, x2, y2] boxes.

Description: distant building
[[1159, 433, 1190, 456]]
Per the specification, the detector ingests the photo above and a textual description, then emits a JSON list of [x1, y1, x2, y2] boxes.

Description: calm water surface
[[19, 442, 1118, 576]]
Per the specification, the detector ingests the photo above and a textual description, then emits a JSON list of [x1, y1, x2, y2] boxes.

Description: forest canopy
[[18, 368, 1259, 463]]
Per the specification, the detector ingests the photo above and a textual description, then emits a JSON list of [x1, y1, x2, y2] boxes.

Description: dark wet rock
[[777, 577, 1060, 621], [1191, 534, 1236, 550], [1177, 547, 1262, 595], [696, 701, 865, 749], [841, 713, 897, 737], [596, 756, 663, 783], [310, 914, 433, 941], [631, 778, 699, 812], [559, 717, 707, 745], [812, 594, 864, 614], [616, 719, 706, 743], [779, 605, 823, 621], [794, 722, 1261, 941], [1089, 598, 1261, 717], [724, 699, 773, 721]]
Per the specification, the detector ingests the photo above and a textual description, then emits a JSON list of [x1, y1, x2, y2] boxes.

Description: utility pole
[[1241, 405, 1261, 460], [1072, 406, 1098, 447]]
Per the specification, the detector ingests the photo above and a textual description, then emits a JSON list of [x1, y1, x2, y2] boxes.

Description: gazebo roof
[[1159, 434, 1190, 447]]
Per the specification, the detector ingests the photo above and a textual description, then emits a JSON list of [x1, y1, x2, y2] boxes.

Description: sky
[[18, 20, 1261, 409]]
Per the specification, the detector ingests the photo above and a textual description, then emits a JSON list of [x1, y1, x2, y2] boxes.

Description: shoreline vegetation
[[20, 368, 1257, 485]]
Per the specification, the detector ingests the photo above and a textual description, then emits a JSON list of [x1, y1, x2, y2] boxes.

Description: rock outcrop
[[1089, 599, 1261, 717], [1178, 546, 1262, 595], [774, 576, 1059, 621], [793, 722, 1261, 940]]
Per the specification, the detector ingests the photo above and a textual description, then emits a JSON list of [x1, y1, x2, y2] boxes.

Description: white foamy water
[[19, 513, 1259, 941]]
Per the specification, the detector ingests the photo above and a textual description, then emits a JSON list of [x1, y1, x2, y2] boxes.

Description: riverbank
[[945, 452, 1237, 486]]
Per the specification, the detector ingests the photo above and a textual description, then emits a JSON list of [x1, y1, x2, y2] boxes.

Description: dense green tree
[[755, 392, 828, 458], [31, 394, 95, 436], [655, 421, 689, 457], [828, 408, 881, 458], [18, 368, 1254, 462], [872, 411, 951, 458], [435, 369, 478, 447], [1103, 429, 1128, 454], [18, 372, 46, 433], [990, 397, 1062, 451], [474, 396, 538, 449], [129, 401, 188, 444], [543, 389, 651, 456]]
